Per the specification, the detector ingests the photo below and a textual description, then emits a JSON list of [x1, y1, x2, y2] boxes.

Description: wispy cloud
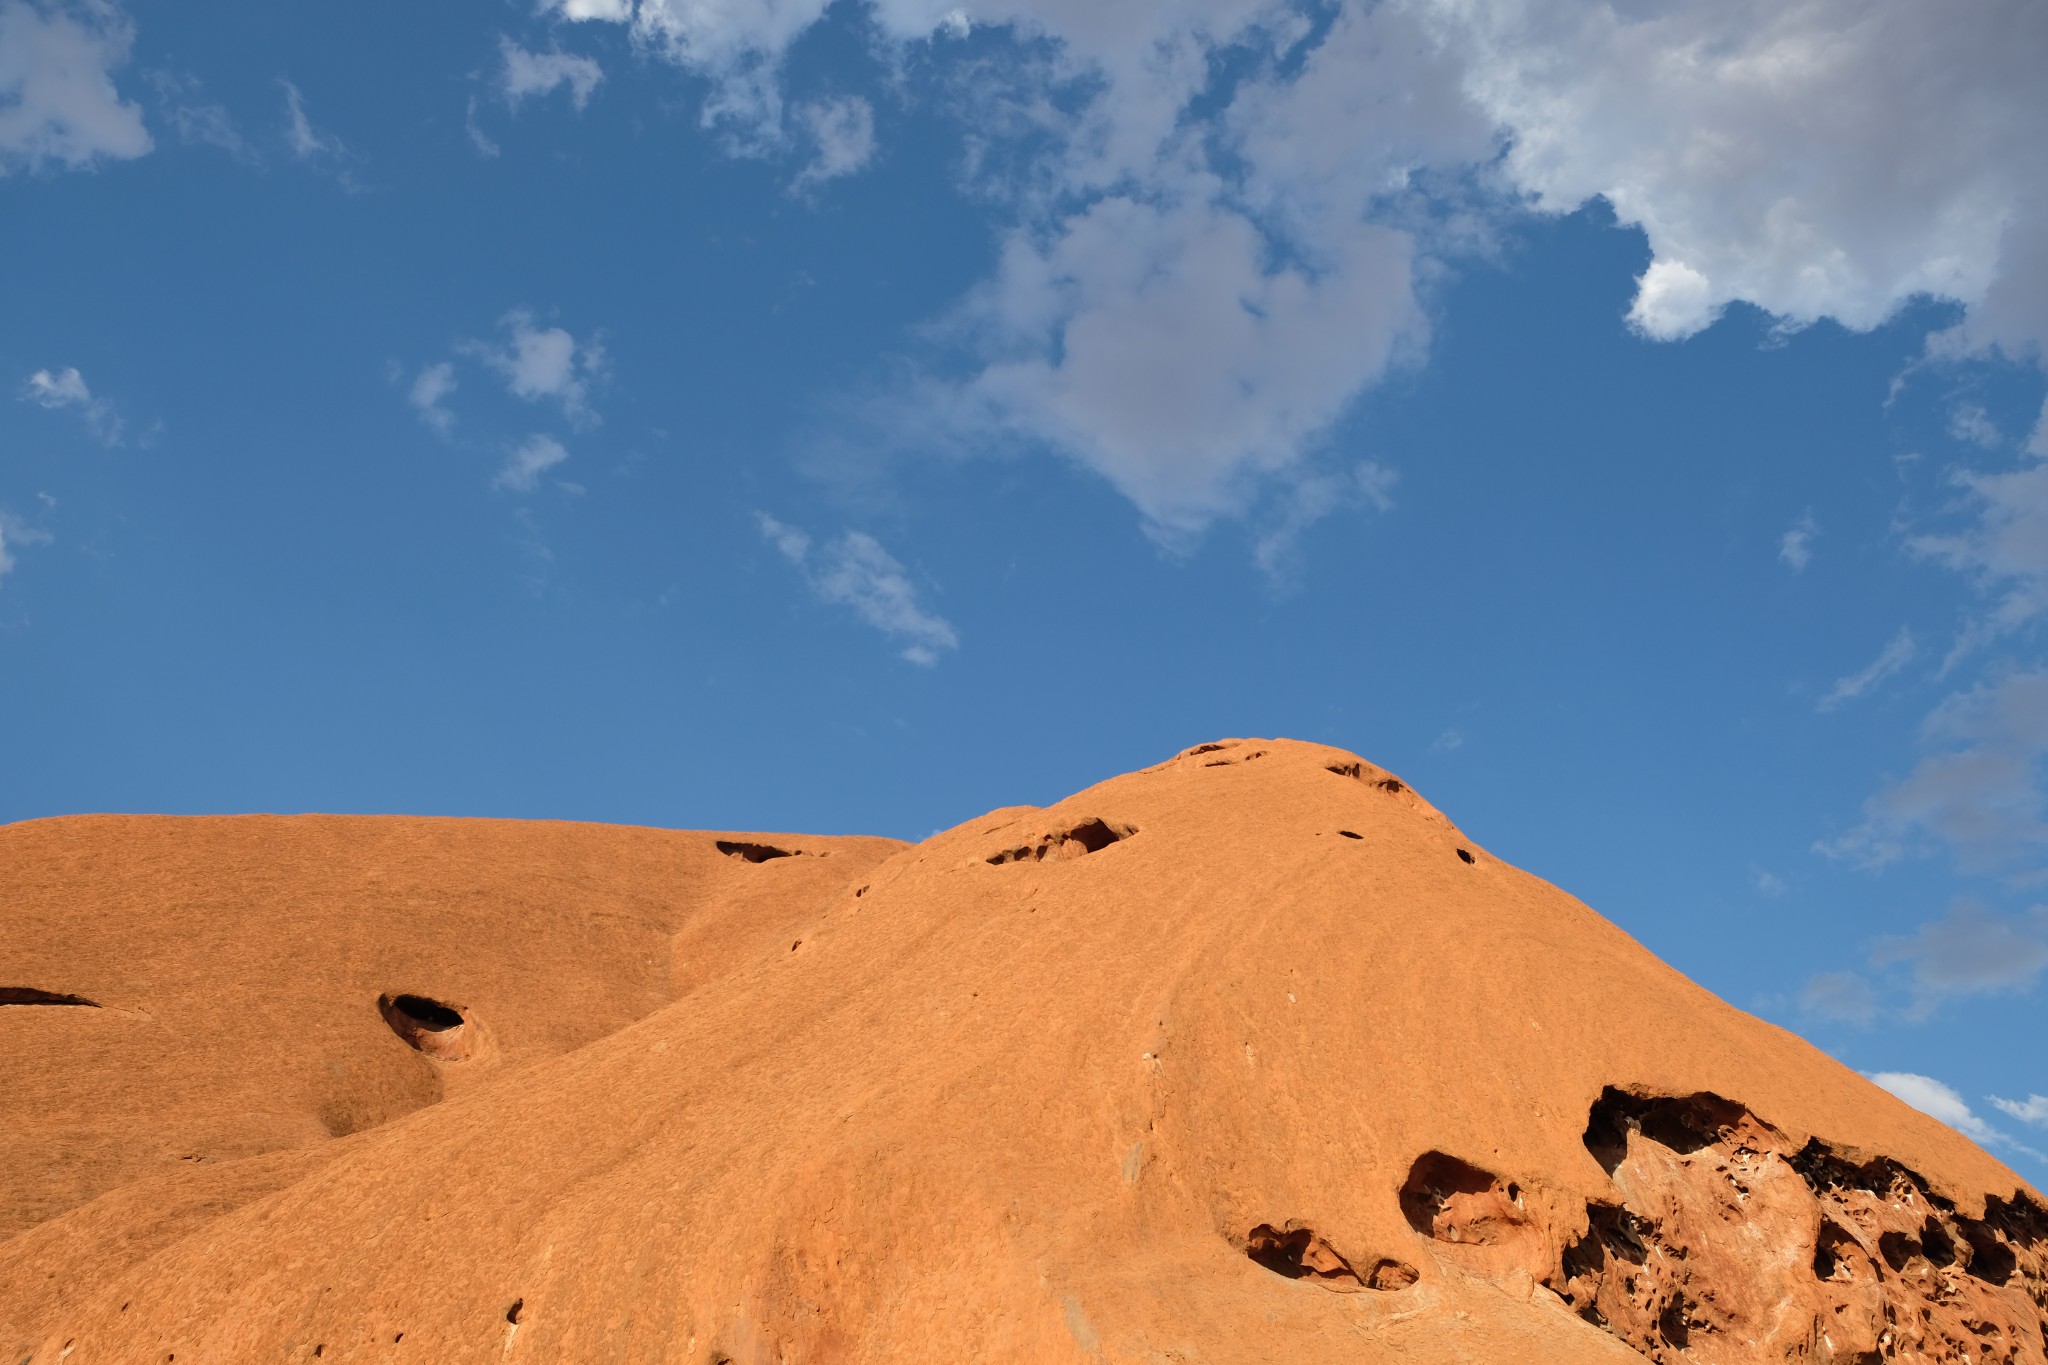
[[20, 366, 122, 445], [1799, 970, 1880, 1026], [498, 38, 604, 111], [409, 362, 457, 437], [279, 79, 360, 188], [148, 70, 255, 163], [1817, 669, 2048, 871], [758, 513, 958, 665], [1818, 628, 1916, 712], [791, 95, 875, 190], [1874, 901, 2048, 1015], [0, 503, 54, 588], [494, 434, 570, 493], [1798, 900, 2048, 1027], [1991, 1093, 2048, 1127], [1780, 512, 1817, 571]]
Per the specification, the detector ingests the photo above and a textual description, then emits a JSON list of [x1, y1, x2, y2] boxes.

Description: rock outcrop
[[0, 741, 2040, 1363]]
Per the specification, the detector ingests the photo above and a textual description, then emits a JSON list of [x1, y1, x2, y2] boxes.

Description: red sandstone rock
[[0, 740, 2041, 1363]]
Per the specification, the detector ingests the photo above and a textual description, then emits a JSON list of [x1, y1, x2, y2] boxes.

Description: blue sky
[[5, 0, 2048, 1177]]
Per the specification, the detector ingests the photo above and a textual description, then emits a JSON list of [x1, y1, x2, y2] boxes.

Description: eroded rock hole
[[377, 993, 470, 1061], [1244, 1223, 1402, 1291], [506, 1299, 523, 1325], [0, 987, 100, 1007], [1338, 830, 1363, 840], [716, 839, 795, 863], [1455, 848, 1475, 864], [1399, 1152, 1531, 1246], [986, 818, 1138, 866]]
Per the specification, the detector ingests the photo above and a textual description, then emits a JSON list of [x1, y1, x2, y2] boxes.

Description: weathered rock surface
[[0, 741, 2041, 1363]]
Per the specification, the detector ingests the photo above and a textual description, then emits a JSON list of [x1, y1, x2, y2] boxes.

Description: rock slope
[[1, 741, 2041, 1363]]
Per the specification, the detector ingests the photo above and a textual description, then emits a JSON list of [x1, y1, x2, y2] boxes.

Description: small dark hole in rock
[[1338, 830, 1363, 840], [506, 1299, 523, 1325], [388, 994, 461, 1031], [716, 839, 795, 863], [1376, 778, 1405, 794], [378, 993, 470, 1060], [0, 987, 100, 1007], [1456, 848, 1475, 864], [1327, 762, 1362, 778]]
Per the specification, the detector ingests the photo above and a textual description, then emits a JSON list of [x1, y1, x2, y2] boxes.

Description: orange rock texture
[[1, 739, 2042, 1363]]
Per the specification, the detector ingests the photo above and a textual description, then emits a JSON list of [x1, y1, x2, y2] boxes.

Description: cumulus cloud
[[791, 95, 874, 189], [1868, 1072, 2040, 1158], [21, 365, 121, 444], [0, 0, 151, 174], [463, 310, 605, 425], [542, 0, 2048, 528], [1780, 513, 1816, 571], [494, 433, 570, 492], [1818, 628, 1916, 713], [757, 513, 958, 664], [498, 38, 604, 110]]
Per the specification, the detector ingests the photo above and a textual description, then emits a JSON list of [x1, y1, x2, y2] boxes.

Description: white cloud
[[1780, 512, 1816, 571], [1991, 1094, 2048, 1127], [1818, 627, 1916, 712], [1419, 0, 2048, 354], [21, 365, 121, 444], [1867, 1072, 2039, 1157], [1753, 868, 1785, 896], [464, 310, 605, 425], [409, 362, 457, 436], [791, 95, 874, 189], [498, 38, 604, 111], [0, 0, 151, 174], [494, 433, 570, 492], [544, 0, 2048, 530], [758, 512, 958, 664]]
